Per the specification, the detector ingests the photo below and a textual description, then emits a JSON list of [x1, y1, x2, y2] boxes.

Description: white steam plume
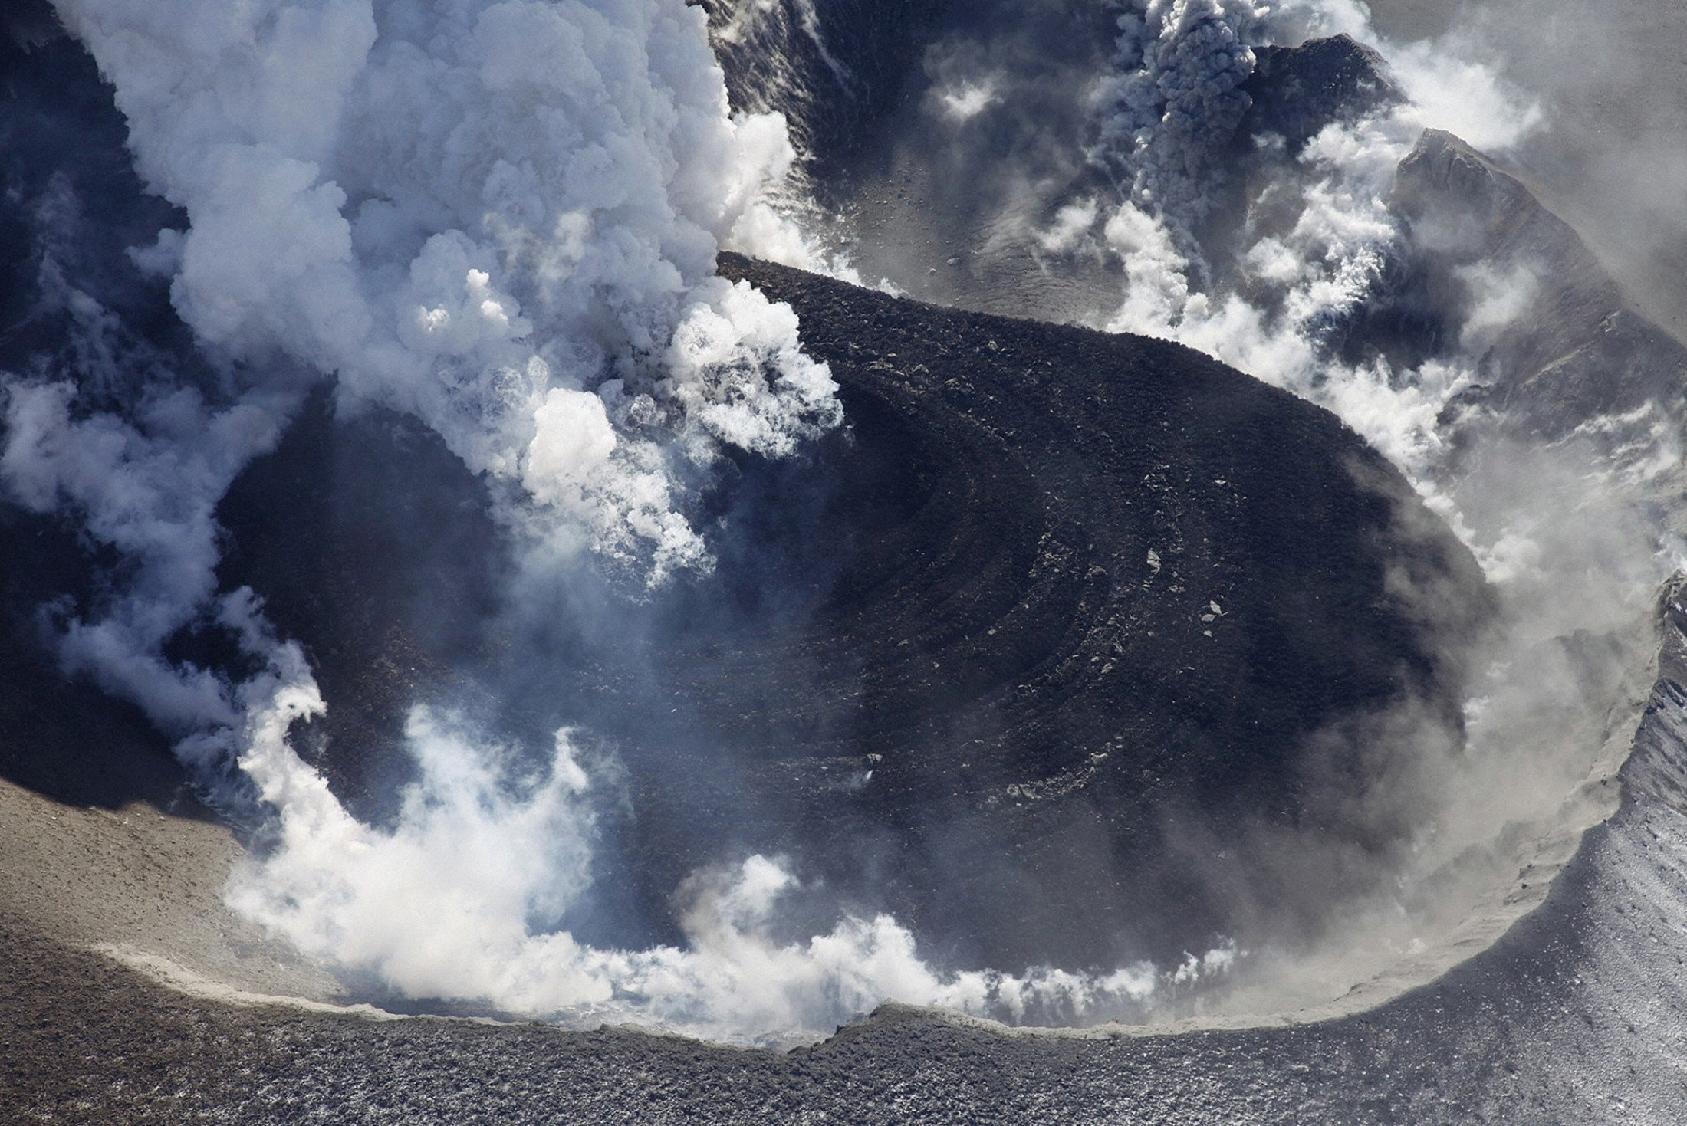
[[231, 699, 1237, 1043], [53, 0, 841, 577], [1089, 0, 1543, 258], [1100, 109, 1462, 483], [2, 379, 295, 755], [4, 0, 1241, 1045]]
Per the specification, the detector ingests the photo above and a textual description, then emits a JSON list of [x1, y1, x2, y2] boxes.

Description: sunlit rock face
[[1389, 130, 1687, 435]]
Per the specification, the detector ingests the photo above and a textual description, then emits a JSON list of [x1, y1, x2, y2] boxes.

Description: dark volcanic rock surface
[[1241, 35, 1402, 154], [200, 255, 1492, 974], [1, 10, 1486, 978]]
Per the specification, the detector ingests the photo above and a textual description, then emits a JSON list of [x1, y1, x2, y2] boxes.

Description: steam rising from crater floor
[[2, 0, 1259, 1043], [2, 0, 965, 1042], [2, 0, 1681, 1046], [708, 0, 1684, 1028]]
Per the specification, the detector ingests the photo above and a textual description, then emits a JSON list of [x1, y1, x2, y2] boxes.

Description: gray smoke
[[1094, 0, 1270, 230]]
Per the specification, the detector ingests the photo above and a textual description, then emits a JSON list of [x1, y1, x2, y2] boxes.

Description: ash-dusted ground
[[0, 781, 340, 1005], [2, 591, 1683, 1123]]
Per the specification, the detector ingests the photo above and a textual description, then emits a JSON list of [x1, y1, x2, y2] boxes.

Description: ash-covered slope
[[190, 252, 1491, 979]]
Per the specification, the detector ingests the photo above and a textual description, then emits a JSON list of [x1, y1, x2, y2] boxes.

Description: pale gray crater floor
[[4, 591, 1684, 1124]]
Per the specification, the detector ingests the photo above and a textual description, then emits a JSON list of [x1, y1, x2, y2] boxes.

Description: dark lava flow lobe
[[212, 254, 1493, 977], [685, 254, 1490, 969]]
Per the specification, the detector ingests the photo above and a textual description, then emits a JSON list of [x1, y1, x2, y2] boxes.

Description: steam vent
[[5, 0, 1687, 1121]]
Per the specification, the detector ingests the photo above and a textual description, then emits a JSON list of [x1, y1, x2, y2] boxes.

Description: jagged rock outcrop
[[1393, 129, 1687, 436], [1241, 34, 1402, 153]]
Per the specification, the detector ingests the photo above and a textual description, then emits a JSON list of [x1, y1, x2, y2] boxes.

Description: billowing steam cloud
[[233, 701, 1237, 1040], [1099, 111, 1456, 478], [9, 0, 1682, 1046], [5, 0, 1240, 1044], [53, 0, 842, 576], [1080, 0, 1662, 571]]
